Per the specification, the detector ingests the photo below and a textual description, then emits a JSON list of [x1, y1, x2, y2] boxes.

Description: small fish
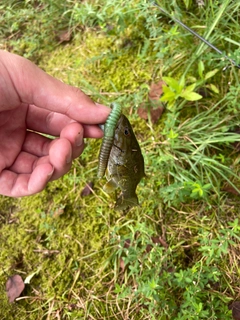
[[103, 114, 145, 210]]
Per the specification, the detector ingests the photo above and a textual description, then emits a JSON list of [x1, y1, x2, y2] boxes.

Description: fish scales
[[103, 114, 145, 210]]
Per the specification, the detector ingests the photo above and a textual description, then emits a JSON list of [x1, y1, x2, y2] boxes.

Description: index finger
[[0, 50, 110, 124]]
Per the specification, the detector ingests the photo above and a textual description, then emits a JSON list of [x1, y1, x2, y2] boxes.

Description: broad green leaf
[[207, 83, 219, 94], [184, 83, 196, 93], [181, 91, 202, 101], [162, 85, 171, 93], [160, 88, 176, 102], [166, 100, 176, 110], [162, 76, 181, 93], [204, 69, 219, 80], [179, 76, 186, 91], [203, 183, 212, 190], [162, 76, 178, 86]]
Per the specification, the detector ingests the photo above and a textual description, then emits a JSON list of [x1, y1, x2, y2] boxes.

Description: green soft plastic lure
[[98, 108, 145, 210], [97, 103, 122, 178]]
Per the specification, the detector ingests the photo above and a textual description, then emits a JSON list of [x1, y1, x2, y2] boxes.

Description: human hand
[[0, 50, 110, 197]]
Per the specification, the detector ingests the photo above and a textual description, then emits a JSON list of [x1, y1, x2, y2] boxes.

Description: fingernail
[[66, 154, 72, 164], [47, 167, 54, 181], [76, 131, 83, 147]]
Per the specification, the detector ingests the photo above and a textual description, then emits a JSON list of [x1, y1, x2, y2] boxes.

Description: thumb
[[0, 50, 110, 124]]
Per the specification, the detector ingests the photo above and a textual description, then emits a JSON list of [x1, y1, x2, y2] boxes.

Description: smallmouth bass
[[103, 114, 145, 210]]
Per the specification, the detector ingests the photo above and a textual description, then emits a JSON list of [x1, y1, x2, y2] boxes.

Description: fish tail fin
[[115, 194, 139, 211]]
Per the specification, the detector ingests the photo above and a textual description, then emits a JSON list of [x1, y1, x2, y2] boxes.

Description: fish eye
[[124, 127, 130, 136]]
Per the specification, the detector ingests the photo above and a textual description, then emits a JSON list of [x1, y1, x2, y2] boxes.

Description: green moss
[[39, 31, 153, 96]]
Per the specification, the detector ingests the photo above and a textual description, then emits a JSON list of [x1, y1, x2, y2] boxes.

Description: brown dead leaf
[[166, 266, 175, 273], [137, 107, 148, 121], [146, 244, 153, 253], [146, 236, 168, 253], [123, 239, 131, 249], [137, 80, 165, 124], [81, 182, 94, 197], [149, 81, 165, 100], [6, 275, 25, 303], [119, 257, 125, 271], [150, 107, 164, 123], [229, 301, 240, 320], [151, 236, 168, 248], [222, 185, 240, 195], [137, 104, 164, 124], [56, 30, 72, 43]]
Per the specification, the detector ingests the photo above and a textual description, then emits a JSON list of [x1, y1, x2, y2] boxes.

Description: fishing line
[[151, 1, 240, 69]]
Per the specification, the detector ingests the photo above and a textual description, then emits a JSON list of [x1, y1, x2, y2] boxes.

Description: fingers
[[0, 138, 77, 197], [48, 138, 72, 180], [0, 122, 87, 196], [22, 132, 50, 158], [8, 137, 74, 177], [0, 163, 54, 197], [0, 50, 110, 124], [22, 122, 85, 160], [82, 124, 104, 138], [26, 105, 75, 136], [26, 105, 104, 138], [59, 122, 85, 159]]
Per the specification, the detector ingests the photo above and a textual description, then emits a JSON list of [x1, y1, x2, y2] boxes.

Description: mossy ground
[[1, 1, 240, 319], [0, 30, 153, 318]]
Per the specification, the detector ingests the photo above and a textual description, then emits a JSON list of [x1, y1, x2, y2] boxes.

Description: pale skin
[[0, 50, 110, 197]]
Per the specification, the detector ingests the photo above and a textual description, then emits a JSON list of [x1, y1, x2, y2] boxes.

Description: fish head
[[110, 114, 142, 165]]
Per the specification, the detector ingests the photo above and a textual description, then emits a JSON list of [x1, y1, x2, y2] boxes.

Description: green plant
[[109, 219, 234, 319], [160, 75, 202, 109]]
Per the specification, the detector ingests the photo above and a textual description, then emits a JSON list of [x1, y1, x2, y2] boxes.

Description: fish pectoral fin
[[103, 179, 118, 194]]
